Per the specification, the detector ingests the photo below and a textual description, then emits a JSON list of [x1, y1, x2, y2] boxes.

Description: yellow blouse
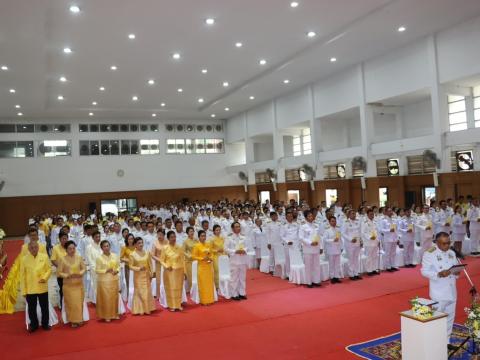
[[120, 245, 135, 263], [129, 250, 152, 273], [182, 237, 198, 262], [51, 244, 67, 263], [57, 254, 86, 278], [160, 244, 185, 270], [20, 243, 47, 257], [192, 242, 213, 263], [95, 253, 120, 274], [208, 235, 225, 256]]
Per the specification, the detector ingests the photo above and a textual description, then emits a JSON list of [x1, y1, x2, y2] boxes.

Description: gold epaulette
[[427, 246, 436, 253]]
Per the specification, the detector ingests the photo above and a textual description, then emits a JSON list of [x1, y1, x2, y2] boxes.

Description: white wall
[[225, 142, 246, 166], [276, 87, 313, 129], [253, 142, 274, 162], [226, 113, 246, 143], [364, 39, 430, 103], [402, 99, 434, 138], [247, 102, 275, 137], [0, 118, 242, 197]]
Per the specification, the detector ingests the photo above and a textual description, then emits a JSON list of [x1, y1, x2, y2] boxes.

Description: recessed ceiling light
[[148, 79, 155, 85], [17, 112, 23, 116], [249, 96, 255, 100], [330, 57, 337, 62], [235, 42, 243, 48], [177, 88, 183, 93], [110, 65, 118, 71], [205, 18, 215, 25], [99, 86, 105, 91], [172, 53, 181, 60], [259, 59, 267, 66], [92, 101, 97, 105], [201, 69, 208, 74], [89, 112, 94, 116], [307, 31, 316, 38], [224, 107, 230, 111], [15, 105, 21, 109], [283, 79, 290, 84], [63, 47, 72, 54], [290, 2, 299, 8], [9, 89, 15, 93], [198, 98, 204, 103], [223, 81, 229, 87], [211, 114, 216, 118], [1, 65, 8, 71], [57, 95, 64, 100], [160, 102, 166, 107], [69, 5, 80, 13], [128, 33, 136, 40], [59, 76, 67, 82], [132, 96, 138, 101], [398, 26, 406, 32], [152, 113, 157, 117]]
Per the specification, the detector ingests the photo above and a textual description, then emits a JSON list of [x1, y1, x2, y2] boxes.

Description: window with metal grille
[[323, 165, 338, 179], [292, 128, 312, 156], [376, 159, 388, 177], [285, 169, 301, 182], [255, 172, 270, 184], [407, 155, 436, 175], [0, 141, 34, 158], [448, 95, 467, 132]]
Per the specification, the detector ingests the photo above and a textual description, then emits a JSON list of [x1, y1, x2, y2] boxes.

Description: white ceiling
[[1, 0, 480, 121]]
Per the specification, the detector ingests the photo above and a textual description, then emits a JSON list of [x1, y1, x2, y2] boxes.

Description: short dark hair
[[435, 232, 450, 242], [100, 240, 110, 248], [64, 240, 76, 249], [197, 230, 206, 238], [167, 230, 176, 239], [134, 237, 143, 244]]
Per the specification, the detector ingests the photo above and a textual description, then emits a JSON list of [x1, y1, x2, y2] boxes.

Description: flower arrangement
[[465, 301, 480, 338], [0, 228, 5, 240], [410, 297, 434, 320]]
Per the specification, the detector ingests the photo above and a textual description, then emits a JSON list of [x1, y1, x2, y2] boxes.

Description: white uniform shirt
[[341, 219, 361, 248], [398, 216, 415, 242], [467, 206, 480, 231], [280, 221, 300, 249], [299, 222, 322, 255], [415, 213, 434, 240], [225, 233, 249, 266], [421, 246, 458, 301], [361, 219, 379, 247], [380, 216, 399, 243], [322, 226, 342, 255]]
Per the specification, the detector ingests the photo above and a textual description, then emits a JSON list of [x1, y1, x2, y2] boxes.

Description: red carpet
[[1, 251, 479, 360]]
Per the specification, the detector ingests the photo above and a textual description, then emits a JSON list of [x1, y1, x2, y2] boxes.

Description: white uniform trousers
[[364, 246, 379, 273], [419, 237, 433, 261], [303, 253, 321, 285], [284, 245, 291, 278], [402, 240, 415, 265], [383, 242, 397, 269], [470, 229, 480, 253], [345, 246, 361, 277], [229, 264, 247, 297], [328, 254, 342, 279], [434, 300, 456, 342]]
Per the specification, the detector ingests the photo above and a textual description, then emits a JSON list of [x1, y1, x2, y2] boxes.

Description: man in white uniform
[[142, 221, 157, 251], [361, 209, 380, 276], [421, 232, 459, 347], [225, 222, 249, 300], [398, 208, 416, 268], [342, 209, 362, 281], [107, 223, 123, 256], [266, 212, 282, 276], [416, 205, 434, 260], [280, 212, 299, 279], [299, 210, 322, 287], [380, 207, 399, 272], [467, 198, 480, 255]]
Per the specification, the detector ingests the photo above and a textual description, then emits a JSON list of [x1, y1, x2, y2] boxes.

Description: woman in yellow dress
[[208, 224, 225, 289], [151, 229, 167, 299], [129, 237, 156, 315], [57, 241, 86, 327], [160, 231, 185, 312], [192, 230, 216, 305], [182, 227, 198, 292], [120, 233, 135, 298], [95, 240, 120, 322]]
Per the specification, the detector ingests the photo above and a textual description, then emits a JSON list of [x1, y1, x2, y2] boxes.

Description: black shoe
[[306, 284, 314, 288], [336, 278, 342, 283], [42, 325, 51, 331], [354, 276, 362, 280], [367, 272, 375, 276], [28, 326, 38, 333], [231, 296, 241, 301], [374, 271, 381, 275], [239, 295, 247, 300], [330, 279, 336, 284], [349, 277, 356, 281], [313, 283, 321, 287], [392, 268, 399, 272], [386, 268, 394, 272]]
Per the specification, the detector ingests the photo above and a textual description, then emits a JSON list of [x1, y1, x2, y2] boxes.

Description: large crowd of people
[[17, 195, 480, 333]]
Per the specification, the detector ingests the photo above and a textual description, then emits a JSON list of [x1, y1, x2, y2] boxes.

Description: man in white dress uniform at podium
[[421, 232, 459, 348]]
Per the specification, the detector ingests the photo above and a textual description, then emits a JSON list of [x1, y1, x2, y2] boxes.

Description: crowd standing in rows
[[19, 195, 480, 332]]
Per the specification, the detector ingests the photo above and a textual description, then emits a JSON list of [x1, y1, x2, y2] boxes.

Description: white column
[[309, 85, 321, 179], [358, 63, 376, 177], [427, 35, 449, 173]]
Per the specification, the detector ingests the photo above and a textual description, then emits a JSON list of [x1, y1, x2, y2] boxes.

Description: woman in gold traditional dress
[[120, 233, 135, 298], [182, 227, 198, 292], [0, 240, 7, 279], [208, 224, 225, 289], [129, 237, 156, 315], [160, 231, 185, 312], [151, 229, 167, 299], [57, 241, 86, 327], [192, 230, 216, 305], [95, 240, 120, 322]]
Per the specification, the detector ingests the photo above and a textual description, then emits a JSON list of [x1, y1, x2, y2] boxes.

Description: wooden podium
[[400, 310, 448, 360]]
